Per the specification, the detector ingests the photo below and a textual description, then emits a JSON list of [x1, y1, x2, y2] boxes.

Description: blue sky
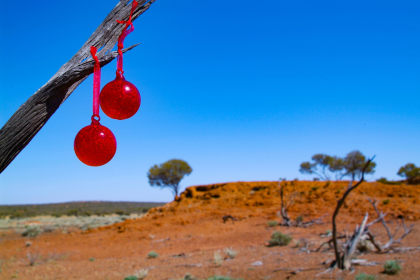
[[1, 0, 419, 204]]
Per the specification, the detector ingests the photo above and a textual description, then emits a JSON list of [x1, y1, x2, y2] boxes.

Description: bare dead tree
[[366, 198, 415, 252], [278, 179, 325, 227], [316, 212, 386, 254], [279, 179, 295, 226], [0, 0, 156, 174], [331, 156, 375, 269]]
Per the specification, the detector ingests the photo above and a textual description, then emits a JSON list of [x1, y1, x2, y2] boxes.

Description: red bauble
[[100, 71, 141, 120], [74, 118, 117, 166]]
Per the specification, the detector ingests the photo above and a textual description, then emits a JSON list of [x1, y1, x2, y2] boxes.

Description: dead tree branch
[[279, 180, 293, 226], [331, 156, 375, 269], [342, 213, 368, 270], [367, 198, 415, 252], [0, 0, 156, 173], [313, 235, 346, 252]]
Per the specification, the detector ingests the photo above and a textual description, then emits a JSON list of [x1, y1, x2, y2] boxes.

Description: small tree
[[147, 159, 192, 198], [342, 150, 376, 181], [299, 151, 376, 182], [299, 154, 333, 180], [328, 156, 345, 180], [397, 163, 420, 180]]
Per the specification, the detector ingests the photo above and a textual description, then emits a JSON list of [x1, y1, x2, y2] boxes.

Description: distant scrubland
[[0, 201, 165, 219]]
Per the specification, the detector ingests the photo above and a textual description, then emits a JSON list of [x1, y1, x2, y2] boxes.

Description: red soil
[[1, 181, 419, 279]]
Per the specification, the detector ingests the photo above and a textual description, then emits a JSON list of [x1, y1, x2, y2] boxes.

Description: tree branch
[[367, 198, 415, 252], [332, 156, 375, 269], [0, 0, 156, 173]]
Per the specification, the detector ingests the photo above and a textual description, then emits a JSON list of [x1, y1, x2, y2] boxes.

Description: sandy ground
[[0, 181, 419, 280]]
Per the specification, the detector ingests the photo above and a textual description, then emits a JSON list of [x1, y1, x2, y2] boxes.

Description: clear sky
[[1, 0, 419, 205]]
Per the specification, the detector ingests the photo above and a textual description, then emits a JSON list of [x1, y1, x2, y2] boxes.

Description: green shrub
[[115, 210, 127, 216], [22, 225, 42, 237], [376, 178, 402, 185], [82, 211, 91, 217], [147, 251, 159, 259], [267, 221, 278, 227], [10, 213, 24, 219], [267, 231, 292, 247], [355, 273, 377, 280], [178, 273, 196, 280], [311, 186, 319, 191], [207, 276, 244, 280], [66, 209, 79, 216], [124, 268, 148, 280], [382, 199, 390, 205], [383, 259, 402, 275], [51, 212, 62, 218], [295, 215, 304, 224]]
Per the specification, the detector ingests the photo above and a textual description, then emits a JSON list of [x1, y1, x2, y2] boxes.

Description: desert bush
[[136, 269, 148, 279], [26, 251, 41, 266], [295, 215, 304, 224], [207, 276, 244, 280], [355, 273, 377, 280], [147, 251, 159, 259], [213, 251, 223, 266], [10, 213, 24, 219], [22, 225, 42, 237], [376, 177, 402, 185], [383, 259, 402, 275], [177, 273, 196, 280], [43, 225, 55, 233], [51, 212, 62, 218], [142, 208, 151, 213], [125, 269, 148, 280], [224, 247, 238, 259], [267, 231, 292, 247], [66, 209, 79, 216], [267, 220, 278, 227], [115, 210, 127, 216], [382, 199, 390, 205]]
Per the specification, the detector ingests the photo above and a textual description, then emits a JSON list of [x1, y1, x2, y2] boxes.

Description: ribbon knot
[[90, 46, 100, 64], [115, 0, 138, 73]]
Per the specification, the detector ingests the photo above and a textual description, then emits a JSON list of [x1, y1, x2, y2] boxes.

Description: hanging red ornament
[[100, 0, 141, 120], [100, 71, 140, 120], [74, 116, 117, 166], [74, 46, 117, 166]]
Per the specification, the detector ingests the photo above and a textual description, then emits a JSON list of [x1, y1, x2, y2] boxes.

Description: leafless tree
[[278, 179, 325, 227]]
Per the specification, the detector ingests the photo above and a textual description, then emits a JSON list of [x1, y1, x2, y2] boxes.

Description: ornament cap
[[91, 114, 101, 125], [116, 70, 126, 80]]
